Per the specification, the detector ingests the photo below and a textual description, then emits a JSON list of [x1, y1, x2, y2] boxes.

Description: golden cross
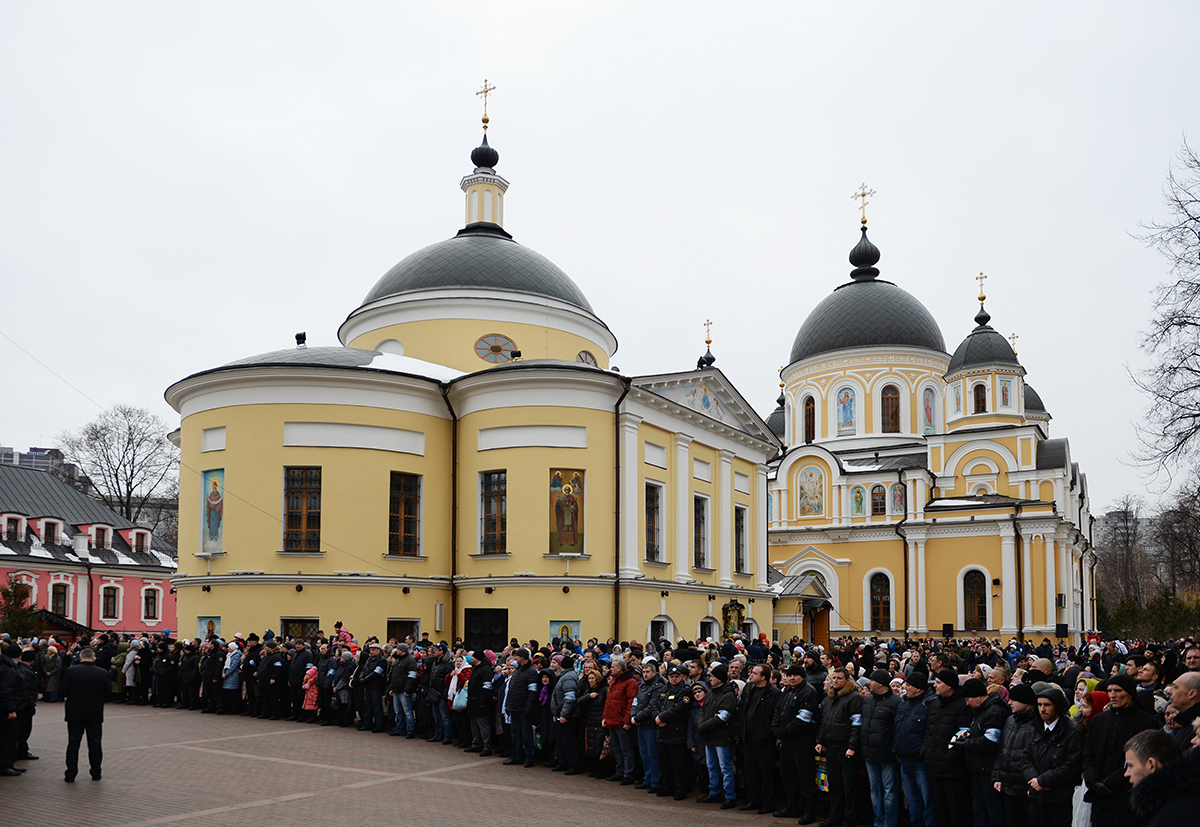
[[851, 183, 876, 225], [704, 319, 713, 345], [476, 79, 496, 129], [1009, 333, 1019, 354], [976, 271, 988, 303]]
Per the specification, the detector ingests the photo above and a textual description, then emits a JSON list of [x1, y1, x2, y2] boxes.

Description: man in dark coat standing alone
[[59, 646, 109, 782]]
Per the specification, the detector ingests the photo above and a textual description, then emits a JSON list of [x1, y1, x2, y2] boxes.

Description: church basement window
[[389, 472, 421, 556], [284, 467, 322, 553]]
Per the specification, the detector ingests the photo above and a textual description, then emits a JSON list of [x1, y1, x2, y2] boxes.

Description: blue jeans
[[638, 727, 661, 788], [900, 758, 935, 827], [706, 744, 735, 800], [431, 699, 452, 741], [393, 693, 415, 734], [866, 761, 900, 827]]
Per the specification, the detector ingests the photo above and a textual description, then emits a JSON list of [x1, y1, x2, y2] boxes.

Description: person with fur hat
[[992, 682, 1040, 827], [816, 666, 864, 827], [771, 662, 822, 822], [957, 678, 1010, 827], [1023, 686, 1084, 827], [894, 670, 936, 827], [922, 670, 973, 827], [1081, 672, 1159, 827]]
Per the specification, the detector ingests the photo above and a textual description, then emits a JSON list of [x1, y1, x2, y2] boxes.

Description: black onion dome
[[1024, 383, 1047, 414], [359, 223, 596, 314], [470, 134, 499, 169], [849, 226, 881, 280], [766, 389, 786, 437], [790, 281, 946, 362], [945, 305, 1021, 375]]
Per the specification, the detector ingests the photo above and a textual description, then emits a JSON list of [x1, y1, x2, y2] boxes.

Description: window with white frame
[[4, 516, 22, 542], [42, 520, 60, 545], [142, 585, 161, 622], [101, 586, 120, 620], [734, 505, 748, 573], [50, 583, 69, 616], [645, 481, 663, 562], [94, 526, 110, 549], [693, 495, 709, 569]]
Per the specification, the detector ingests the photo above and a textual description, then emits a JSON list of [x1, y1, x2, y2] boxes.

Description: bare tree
[[1094, 494, 1154, 607], [1134, 139, 1200, 470], [1152, 476, 1200, 598], [59, 405, 179, 525]]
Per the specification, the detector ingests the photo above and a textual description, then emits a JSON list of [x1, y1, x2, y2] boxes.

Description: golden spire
[[476, 79, 496, 132], [851, 183, 876, 225], [1009, 333, 1019, 355], [704, 319, 713, 346], [976, 271, 988, 304]]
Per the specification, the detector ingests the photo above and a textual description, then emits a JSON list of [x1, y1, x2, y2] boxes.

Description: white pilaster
[[1045, 537, 1057, 630], [1057, 535, 1070, 629], [719, 450, 735, 588], [999, 522, 1018, 634], [673, 434, 694, 584], [756, 464, 769, 591], [1022, 534, 1033, 631], [618, 413, 643, 579], [1081, 550, 1093, 631], [907, 539, 919, 634], [917, 540, 928, 633]]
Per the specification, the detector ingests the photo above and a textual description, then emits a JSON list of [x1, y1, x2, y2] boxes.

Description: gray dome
[[360, 223, 596, 315], [766, 406, 786, 438], [946, 307, 1020, 375], [1024, 383, 1047, 414], [790, 279, 946, 363]]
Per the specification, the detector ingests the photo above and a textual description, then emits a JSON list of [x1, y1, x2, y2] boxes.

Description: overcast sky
[[2, 4, 1197, 512]]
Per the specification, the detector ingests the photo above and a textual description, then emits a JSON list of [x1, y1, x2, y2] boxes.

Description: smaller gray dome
[[945, 305, 1021, 375], [766, 407, 786, 438], [1024, 383, 1047, 414]]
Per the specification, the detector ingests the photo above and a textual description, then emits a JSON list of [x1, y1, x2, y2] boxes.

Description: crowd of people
[[3, 624, 1199, 827]]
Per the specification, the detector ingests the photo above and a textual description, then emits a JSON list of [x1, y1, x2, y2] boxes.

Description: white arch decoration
[[956, 564, 995, 631], [647, 614, 676, 646], [943, 440, 1019, 478], [862, 567, 897, 632], [869, 375, 911, 435]]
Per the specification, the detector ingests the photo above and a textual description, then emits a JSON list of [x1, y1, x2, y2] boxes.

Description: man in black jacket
[[738, 662, 781, 814], [177, 644, 200, 711], [1022, 687, 1083, 827], [239, 635, 261, 716], [389, 642, 420, 737], [504, 648, 538, 767], [59, 647, 108, 782], [632, 661, 666, 791], [958, 678, 1009, 827], [992, 683, 1039, 827], [922, 669, 973, 827], [1127, 728, 1198, 827], [465, 649, 496, 753], [861, 668, 901, 827], [426, 643, 454, 744], [895, 671, 935, 827], [286, 640, 313, 720], [1081, 673, 1158, 827], [697, 662, 738, 809], [654, 663, 693, 799], [15, 650, 38, 762], [356, 642, 387, 733], [772, 663, 822, 823], [816, 667, 862, 827], [0, 645, 23, 777]]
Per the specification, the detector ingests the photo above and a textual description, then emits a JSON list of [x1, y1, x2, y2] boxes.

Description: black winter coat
[[178, 650, 200, 684], [772, 681, 822, 742], [426, 654, 454, 703], [654, 680, 692, 744], [1130, 742, 1200, 827], [816, 682, 862, 749], [893, 689, 934, 759], [316, 655, 337, 689], [960, 692, 1011, 777], [697, 680, 738, 747], [859, 689, 900, 763], [738, 682, 781, 743], [287, 648, 313, 685], [465, 658, 496, 717], [922, 689, 972, 777], [1021, 717, 1084, 804], [357, 654, 388, 689], [390, 653, 420, 695], [992, 708, 1039, 794], [504, 661, 539, 717], [1082, 702, 1159, 813], [578, 682, 608, 758], [633, 674, 666, 728]]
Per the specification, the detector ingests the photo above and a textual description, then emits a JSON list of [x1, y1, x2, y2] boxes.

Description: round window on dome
[[576, 350, 597, 366], [475, 334, 517, 364]]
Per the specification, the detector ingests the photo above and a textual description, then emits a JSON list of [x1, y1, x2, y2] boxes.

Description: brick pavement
[[10, 705, 766, 826]]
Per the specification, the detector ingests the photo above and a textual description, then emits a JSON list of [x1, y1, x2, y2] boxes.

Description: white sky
[[2, 3, 1197, 512]]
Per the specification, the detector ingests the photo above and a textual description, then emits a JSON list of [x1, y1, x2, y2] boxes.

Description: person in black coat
[[578, 669, 609, 777], [772, 663, 822, 822], [177, 644, 200, 710], [1081, 673, 1159, 827], [1020, 687, 1083, 827], [860, 669, 902, 827], [958, 680, 1010, 827], [737, 662, 782, 813], [504, 648, 539, 767], [465, 650, 496, 753], [654, 663, 694, 799], [59, 647, 109, 782], [1127, 729, 1199, 827], [286, 640, 313, 720], [992, 683, 1040, 827], [894, 671, 936, 827], [15, 651, 38, 762], [922, 669, 973, 827]]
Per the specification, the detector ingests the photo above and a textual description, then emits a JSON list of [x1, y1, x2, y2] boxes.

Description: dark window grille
[[284, 467, 322, 552], [389, 472, 421, 555], [481, 471, 507, 553], [693, 496, 707, 568], [645, 483, 661, 562], [281, 617, 320, 641], [870, 572, 891, 631], [964, 570, 987, 630], [734, 507, 747, 573], [882, 385, 900, 433]]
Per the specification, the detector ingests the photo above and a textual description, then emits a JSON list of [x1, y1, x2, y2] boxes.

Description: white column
[[618, 413, 643, 579], [907, 539, 919, 634], [673, 434, 694, 584], [1044, 537, 1057, 632], [1022, 533, 1034, 632], [718, 450, 735, 588], [756, 464, 769, 591], [1080, 550, 1093, 631], [1000, 522, 1018, 634], [917, 540, 928, 633], [1057, 536, 1070, 630]]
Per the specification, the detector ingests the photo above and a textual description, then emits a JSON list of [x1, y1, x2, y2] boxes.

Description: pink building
[[0, 463, 176, 636]]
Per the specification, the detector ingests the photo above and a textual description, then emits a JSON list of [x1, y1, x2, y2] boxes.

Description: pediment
[[634, 368, 778, 444]]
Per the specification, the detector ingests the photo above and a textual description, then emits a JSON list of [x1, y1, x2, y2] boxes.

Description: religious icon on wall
[[953, 385, 962, 414], [1000, 379, 1011, 408], [837, 388, 855, 435], [892, 483, 906, 514], [202, 469, 224, 555], [549, 469, 585, 555], [851, 485, 866, 516], [922, 387, 936, 434], [798, 465, 824, 516]]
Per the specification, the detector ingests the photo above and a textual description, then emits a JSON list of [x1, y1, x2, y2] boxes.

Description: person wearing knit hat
[[958, 676, 1010, 827], [1081, 672, 1159, 824], [993, 681, 1040, 810], [925, 667, 973, 827], [961, 678, 988, 699], [905, 670, 929, 690], [1008, 682, 1037, 707], [1025, 685, 1084, 824], [870, 668, 891, 686]]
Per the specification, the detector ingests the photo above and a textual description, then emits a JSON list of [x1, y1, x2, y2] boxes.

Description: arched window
[[973, 384, 987, 414], [870, 572, 891, 631], [870, 485, 886, 516], [804, 396, 815, 443], [964, 570, 987, 630], [882, 385, 900, 433]]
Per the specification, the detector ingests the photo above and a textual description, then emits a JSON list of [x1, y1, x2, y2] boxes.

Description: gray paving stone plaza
[[13, 704, 758, 826]]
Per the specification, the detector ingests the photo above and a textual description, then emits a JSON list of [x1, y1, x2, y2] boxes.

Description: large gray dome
[[360, 223, 596, 314], [790, 279, 946, 363]]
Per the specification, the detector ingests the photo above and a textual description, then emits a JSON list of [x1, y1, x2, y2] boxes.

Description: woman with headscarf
[[219, 641, 241, 715], [1070, 678, 1100, 722]]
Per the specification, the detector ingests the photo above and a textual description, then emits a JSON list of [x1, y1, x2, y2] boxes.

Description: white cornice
[[171, 574, 452, 589], [449, 366, 626, 417], [784, 346, 950, 382], [624, 388, 778, 458]]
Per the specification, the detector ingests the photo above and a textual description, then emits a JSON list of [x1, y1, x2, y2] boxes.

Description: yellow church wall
[[1039, 481, 1054, 501], [925, 535, 1003, 630], [175, 582, 452, 642], [177, 403, 454, 579], [455, 405, 616, 579], [637, 421, 676, 557], [457, 582, 619, 644], [347, 319, 609, 374]]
